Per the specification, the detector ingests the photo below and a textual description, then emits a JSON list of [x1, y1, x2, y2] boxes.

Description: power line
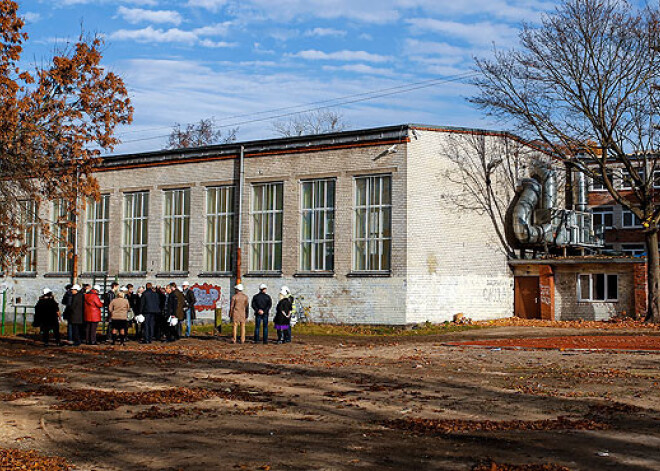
[[120, 71, 477, 144], [116, 72, 475, 138]]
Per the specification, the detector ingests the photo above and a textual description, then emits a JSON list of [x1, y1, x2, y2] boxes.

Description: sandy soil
[[0, 327, 659, 471]]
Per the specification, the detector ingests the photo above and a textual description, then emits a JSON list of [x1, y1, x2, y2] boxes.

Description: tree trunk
[[645, 230, 660, 322]]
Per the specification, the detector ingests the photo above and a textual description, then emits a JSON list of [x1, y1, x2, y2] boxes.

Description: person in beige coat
[[109, 290, 131, 346], [229, 284, 249, 344]]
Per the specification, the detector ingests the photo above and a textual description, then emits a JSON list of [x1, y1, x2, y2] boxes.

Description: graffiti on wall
[[482, 279, 510, 304], [539, 284, 552, 306], [191, 283, 221, 312]]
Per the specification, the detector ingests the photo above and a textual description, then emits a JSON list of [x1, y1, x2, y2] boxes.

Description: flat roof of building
[[99, 124, 529, 171]]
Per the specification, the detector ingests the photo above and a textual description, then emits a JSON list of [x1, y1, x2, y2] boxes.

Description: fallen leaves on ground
[[448, 335, 660, 351], [474, 317, 658, 331], [0, 448, 72, 470], [471, 459, 570, 471], [384, 417, 608, 435], [5, 368, 66, 384]]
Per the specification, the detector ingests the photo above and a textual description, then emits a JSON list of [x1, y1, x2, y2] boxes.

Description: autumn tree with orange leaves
[[0, 0, 133, 273]]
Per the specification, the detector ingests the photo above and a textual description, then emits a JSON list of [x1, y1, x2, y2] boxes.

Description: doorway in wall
[[514, 276, 541, 319]]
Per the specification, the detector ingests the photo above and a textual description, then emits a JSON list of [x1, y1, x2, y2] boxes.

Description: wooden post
[[236, 247, 242, 284]]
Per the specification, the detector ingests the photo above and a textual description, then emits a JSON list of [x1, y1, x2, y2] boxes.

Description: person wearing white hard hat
[[182, 281, 196, 338], [274, 286, 293, 344], [34, 289, 61, 346], [163, 283, 179, 342], [229, 283, 249, 344], [69, 284, 85, 346], [251, 284, 272, 344]]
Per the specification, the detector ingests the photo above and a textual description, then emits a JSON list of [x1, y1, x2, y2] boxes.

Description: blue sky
[[20, 0, 560, 154]]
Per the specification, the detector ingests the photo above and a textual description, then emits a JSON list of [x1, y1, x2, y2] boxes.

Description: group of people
[[33, 281, 197, 346], [32, 280, 295, 346], [228, 283, 294, 344]]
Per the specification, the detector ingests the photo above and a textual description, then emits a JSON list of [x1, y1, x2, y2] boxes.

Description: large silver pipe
[[531, 164, 556, 210], [575, 171, 588, 212], [510, 178, 553, 245]]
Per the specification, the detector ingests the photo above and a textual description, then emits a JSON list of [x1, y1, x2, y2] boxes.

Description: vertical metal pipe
[[236, 145, 245, 283]]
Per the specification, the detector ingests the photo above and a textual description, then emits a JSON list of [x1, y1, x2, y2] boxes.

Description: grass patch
[[192, 321, 482, 337]]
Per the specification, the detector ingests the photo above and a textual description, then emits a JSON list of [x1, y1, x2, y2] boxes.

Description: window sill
[[198, 272, 233, 277], [577, 300, 618, 304], [244, 272, 283, 278], [155, 272, 189, 278], [119, 272, 147, 278], [44, 272, 72, 278], [347, 271, 391, 278], [80, 272, 108, 278], [14, 272, 37, 278], [294, 272, 335, 278]]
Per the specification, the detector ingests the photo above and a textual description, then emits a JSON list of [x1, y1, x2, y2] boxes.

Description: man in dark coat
[[162, 284, 178, 342], [182, 281, 196, 337], [251, 284, 272, 344], [172, 283, 185, 340], [69, 284, 85, 346], [34, 289, 61, 346], [139, 283, 160, 344], [61, 284, 73, 343]]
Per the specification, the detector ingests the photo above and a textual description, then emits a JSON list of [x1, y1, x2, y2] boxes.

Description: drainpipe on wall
[[236, 145, 245, 284]]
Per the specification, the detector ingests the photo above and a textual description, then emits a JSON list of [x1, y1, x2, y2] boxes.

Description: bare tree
[[272, 109, 347, 137], [167, 118, 238, 149], [471, 0, 660, 322], [439, 132, 544, 258]]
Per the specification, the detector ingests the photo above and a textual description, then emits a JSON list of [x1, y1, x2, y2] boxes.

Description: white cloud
[[292, 50, 391, 63], [109, 22, 233, 46], [117, 7, 183, 25], [305, 27, 347, 38], [23, 12, 41, 23], [406, 18, 518, 47], [403, 39, 466, 58], [322, 64, 396, 76], [186, 0, 228, 12]]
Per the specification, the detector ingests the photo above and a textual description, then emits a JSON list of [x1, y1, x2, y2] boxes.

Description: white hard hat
[[168, 316, 178, 326], [235, 284, 244, 291], [135, 314, 145, 324], [93, 284, 101, 291], [120, 286, 128, 292], [71, 284, 81, 291], [280, 286, 291, 296], [43, 288, 52, 295], [259, 283, 267, 290], [182, 281, 190, 287]]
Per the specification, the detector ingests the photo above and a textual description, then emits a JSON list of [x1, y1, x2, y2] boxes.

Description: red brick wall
[[633, 262, 647, 319], [539, 265, 555, 321]]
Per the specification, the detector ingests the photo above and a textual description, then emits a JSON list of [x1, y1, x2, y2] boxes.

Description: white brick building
[[2, 125, 543, 325]]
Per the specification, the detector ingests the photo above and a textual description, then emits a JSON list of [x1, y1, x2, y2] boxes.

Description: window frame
[[162, 188, 191, 273], [592, 206, 615, 230], [205, 186, 235, 274], [300, 178, 336, 273], [49, 199, 74, 273], [620, 243, 646, 257], [249, 182, 284, 273], [122, 191, 149, 273], [352, 174, 393, 273], [590, 170, 615, 192], [621, 208, 642, 229], [577, 273, 619, 302], [17, 200, 38, 273], [84, 194, 110, 273]]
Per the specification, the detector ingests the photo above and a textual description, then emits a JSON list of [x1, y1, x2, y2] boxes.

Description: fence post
[[1, 290, 6, 335], [13, 305, 17, 335], [22, 307, 27, 335]]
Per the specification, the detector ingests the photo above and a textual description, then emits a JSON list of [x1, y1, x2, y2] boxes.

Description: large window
[[49, 199, 73, 273], [621, 244, 645, 257], [163, 189, 190, 272], [17, 200, 38, 272], [122, 192, 149, 272], [205, 186, 234, 273], [250, 182, 283, 272], [301, 179, 335, 272], [591, 170, 614, 191], [592, 206, 614, 231], [621, 168, 645, 190], [85, 195, 109, 272], [621, 209, 641, 228], [354, 175, 392, 272], [578, 273, 618, 302]]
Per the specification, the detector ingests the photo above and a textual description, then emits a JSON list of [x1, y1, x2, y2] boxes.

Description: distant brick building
[[3, 125, 545, 325]]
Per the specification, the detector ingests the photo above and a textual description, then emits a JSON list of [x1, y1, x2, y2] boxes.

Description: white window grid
[[85, 195, 110, 272], [654, 170, 660, 189], [250, 182, 283, 272], [122, 192, 149, 272], [300, 179, 335, 272], [205, 186, 235, 273], [163, 189, 190, 272], [49, 199, 73, 273], [621, 208, 642, 228], [17, 200, 38, 272], [353, 175, 392, 272], [590, 171, 614, 191], [621, 244, 646, 257], [577, 273, 618, 302], [620, 168, 645, 190], [592, 206, 614, 230]]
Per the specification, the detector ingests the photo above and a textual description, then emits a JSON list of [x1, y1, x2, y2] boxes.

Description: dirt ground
[[1, 326, 659, 471]]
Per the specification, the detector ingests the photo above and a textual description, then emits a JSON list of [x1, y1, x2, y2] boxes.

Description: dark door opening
[[514, 276, 541, 319]]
